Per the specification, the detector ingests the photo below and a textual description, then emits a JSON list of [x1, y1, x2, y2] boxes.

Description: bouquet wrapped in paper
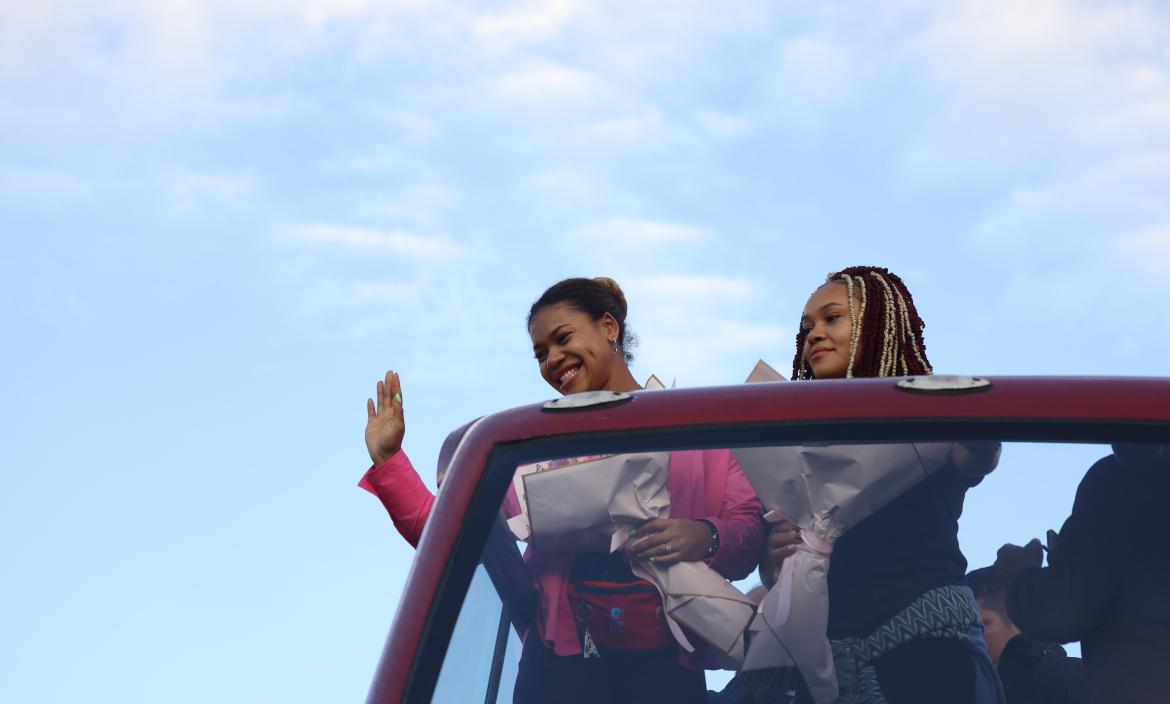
[[505, 450, 756, 662], [733, 361, 955, 703]]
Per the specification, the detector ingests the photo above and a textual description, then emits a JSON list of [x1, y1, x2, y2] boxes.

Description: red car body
[[365, 376, 1170, 703]]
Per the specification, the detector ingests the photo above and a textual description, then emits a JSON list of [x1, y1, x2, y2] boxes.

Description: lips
[[557, 365, 581, 390], [808, 348, 833, 362]]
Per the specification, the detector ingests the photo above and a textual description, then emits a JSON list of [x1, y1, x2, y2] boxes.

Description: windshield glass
[[420, 437, 1168, 703]]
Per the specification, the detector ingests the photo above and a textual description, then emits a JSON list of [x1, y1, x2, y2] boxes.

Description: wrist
[[695, 519, 720, 558], [371, 447, 401, 467]]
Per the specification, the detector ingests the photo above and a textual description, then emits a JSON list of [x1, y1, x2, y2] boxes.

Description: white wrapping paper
[[633, 560, 756, 661], [505, 451, 756, 663], [734, 360, 955, 702]]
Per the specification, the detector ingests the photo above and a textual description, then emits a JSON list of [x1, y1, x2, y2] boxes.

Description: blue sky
[[3, 1, 1170, 701]]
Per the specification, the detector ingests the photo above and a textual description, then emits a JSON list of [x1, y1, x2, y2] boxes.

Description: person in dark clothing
[[967, 566, 1086, 704], [760, 266, 1005, 704], [995, 443, 1170, 704]]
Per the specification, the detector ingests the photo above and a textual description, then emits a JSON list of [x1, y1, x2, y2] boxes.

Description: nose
[[544, 345, 565, 374], [806, 324, 827, 345]]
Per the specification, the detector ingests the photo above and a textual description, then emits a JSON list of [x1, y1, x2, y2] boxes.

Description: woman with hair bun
[[753, 266, 1005, 704], [360, 276, 764, 704]]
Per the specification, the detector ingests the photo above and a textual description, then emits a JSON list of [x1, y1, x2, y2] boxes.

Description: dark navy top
[[826, 465, 983, 639]]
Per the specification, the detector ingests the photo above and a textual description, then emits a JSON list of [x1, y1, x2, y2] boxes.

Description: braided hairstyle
[[527, 276, 637, 363], [791, 266, 932, 380]]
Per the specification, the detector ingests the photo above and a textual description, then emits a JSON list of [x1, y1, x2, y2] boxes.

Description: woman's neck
[[604, 366, 642, 392]]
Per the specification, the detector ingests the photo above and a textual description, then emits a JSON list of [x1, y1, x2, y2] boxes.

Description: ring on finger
[[664, 543, 672, 554]]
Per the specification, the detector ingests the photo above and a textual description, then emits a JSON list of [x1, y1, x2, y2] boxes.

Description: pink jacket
[[360, 448, 764, 668]]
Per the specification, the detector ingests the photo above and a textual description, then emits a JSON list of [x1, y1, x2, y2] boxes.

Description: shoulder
[[1070, 455, 1125, 514]]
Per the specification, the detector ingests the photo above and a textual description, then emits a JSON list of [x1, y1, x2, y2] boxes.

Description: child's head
[[967, 566, 1020, 665]]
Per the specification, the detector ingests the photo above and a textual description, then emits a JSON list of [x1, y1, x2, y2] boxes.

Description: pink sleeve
[[700, 450, 764, 581], [358, 450, 435, 548], [502, 485, 521, 519]]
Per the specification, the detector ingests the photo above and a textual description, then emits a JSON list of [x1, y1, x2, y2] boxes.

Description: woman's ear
[[600, 312, 620, 343]]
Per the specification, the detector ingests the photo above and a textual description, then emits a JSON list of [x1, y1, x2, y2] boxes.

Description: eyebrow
[[532, 324, 572, 351], [801, 302, 846, 322]]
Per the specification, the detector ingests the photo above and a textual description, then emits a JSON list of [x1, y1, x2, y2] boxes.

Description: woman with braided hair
[[756, 266, 1006, 704], [792, 265, 932, 381]]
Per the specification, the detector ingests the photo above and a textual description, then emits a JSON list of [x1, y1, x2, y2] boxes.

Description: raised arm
[[359, 452, 435, 548], [359, 370, 436, 547]]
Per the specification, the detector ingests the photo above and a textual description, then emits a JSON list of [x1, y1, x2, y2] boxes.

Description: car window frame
[[390, 414, 1170, 703]]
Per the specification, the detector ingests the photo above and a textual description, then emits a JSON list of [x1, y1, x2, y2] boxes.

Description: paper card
[[745, 359, 785, 384]]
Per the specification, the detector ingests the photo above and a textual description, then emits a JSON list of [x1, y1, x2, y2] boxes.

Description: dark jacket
[[997, 634, 1085, 704], [1007, 448, 1170, 704]]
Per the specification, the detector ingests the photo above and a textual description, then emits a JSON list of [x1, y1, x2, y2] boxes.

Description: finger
[[768, 521, 800, 545], [768, 527, 799, 543], [631, 518, 669, 536], [384, 370, 394, 409], [375, 380, 385, 414], [770, 545, 798, 563], [392, 371, 403, 409], [644, 539, 682, 563], [631, 514, 669, 542], [632, 533, 671, 557], [649, 551, 681, 566], [367, 398, 375, 419]]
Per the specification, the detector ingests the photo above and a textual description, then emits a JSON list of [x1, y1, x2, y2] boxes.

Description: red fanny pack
[[567, 579, 674, 652]]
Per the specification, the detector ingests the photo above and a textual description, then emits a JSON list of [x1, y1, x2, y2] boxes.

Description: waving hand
[[365, 370, 405, 466]]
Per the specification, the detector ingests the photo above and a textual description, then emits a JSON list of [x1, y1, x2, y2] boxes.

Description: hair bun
[[592, 276, 628, 321]]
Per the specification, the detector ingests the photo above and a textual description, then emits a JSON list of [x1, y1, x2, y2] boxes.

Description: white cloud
[[276, 223, 468, 260], [365, 107, 439, 143], [469, 0, 582, 55], [351, 186, 459, 226], [527, 167, 611, 202], [626, 275, 759, 303], [566, 217, 715, 250], [0, 167, 92, 203], [1115, 225, 1170, 278], [693, 109, 754, 139], [568, 109, 674, 149], [905, 0, 1170, 179], [317, 145, 415, 174], [164, 168, 254, 201], [619, 274, 787, 385], [762, 36, 862, 127], [472, 57, 628, 116]]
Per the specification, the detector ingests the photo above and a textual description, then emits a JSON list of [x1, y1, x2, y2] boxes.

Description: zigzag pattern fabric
[[830, 585, 982, 704]]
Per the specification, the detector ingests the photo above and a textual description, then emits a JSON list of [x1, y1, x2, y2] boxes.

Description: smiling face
[[529, 302, 623, 394], [800, 282, 860, 380]]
